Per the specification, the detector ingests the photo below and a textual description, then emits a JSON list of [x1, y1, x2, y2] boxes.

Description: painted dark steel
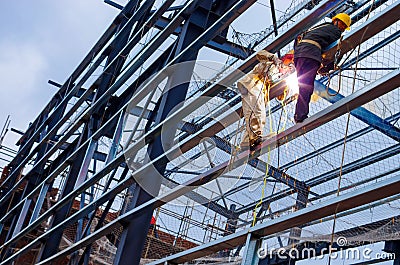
[[148, 173, 400, 264], [0, 0, 347, 254], [1, 0, 398, 264], [315, 82, 400, 142], [8, 49, 396, 265]]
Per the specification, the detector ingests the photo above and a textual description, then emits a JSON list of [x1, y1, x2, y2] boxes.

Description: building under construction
[[0, 0, 399, 264]]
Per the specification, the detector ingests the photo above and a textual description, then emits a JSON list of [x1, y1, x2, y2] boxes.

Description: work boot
[[294, 114, 308, 124], [249, 132, 277, 151], [249, 136, 262, 151], [240, 132, 277, 151]]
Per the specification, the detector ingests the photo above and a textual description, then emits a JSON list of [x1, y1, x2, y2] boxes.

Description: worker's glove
[[318, 62, 335, 76]]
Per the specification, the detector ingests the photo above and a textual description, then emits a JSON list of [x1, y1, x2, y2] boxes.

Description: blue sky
[[0, 1, 117, 154], [0, 2, 396, 264], [0, 0, 291, 161]]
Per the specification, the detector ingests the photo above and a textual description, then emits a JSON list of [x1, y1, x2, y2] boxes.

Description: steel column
[[147, 174, 400, 264], [113, 1, 216, 263], [37, 131, 94, 261], [19, 58, 399, 265], [241, 233, 261, 265]]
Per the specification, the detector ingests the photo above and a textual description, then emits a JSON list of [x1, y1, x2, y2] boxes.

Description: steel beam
[[287, 181, 309, 246], [181, 122, 312, 196], [280, 112, 400, 170], [315, 82, 400, 142], [0, 0, 178, 202], [322, 1, 400, 62], [8, 52, 397, 265], [0, 0, 346, 210], [241, 233, 261, 265], [147, 174, 400, 264], [0, 2, 350, 260]]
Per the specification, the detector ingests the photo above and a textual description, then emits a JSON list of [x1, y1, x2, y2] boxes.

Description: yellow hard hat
[[332, 13, 351, 30]]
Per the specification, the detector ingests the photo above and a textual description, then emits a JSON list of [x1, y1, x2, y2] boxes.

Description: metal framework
[[0, 0, 399, 264]]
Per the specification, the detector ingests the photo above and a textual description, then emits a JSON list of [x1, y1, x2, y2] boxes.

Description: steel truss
[[0, 0, 399, 264]]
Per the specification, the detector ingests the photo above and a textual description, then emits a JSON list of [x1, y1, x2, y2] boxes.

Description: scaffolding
[[0, 0, 399, 264]]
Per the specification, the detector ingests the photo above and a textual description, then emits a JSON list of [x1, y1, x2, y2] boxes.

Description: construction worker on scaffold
[[238, 50, 294, 151], [293, 13, 351, 123]]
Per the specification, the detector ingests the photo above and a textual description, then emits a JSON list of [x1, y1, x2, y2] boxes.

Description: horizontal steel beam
[[18, 51, 399, 265], [148, 174, 400, 264], [322, 1, 399, 61], [315, 82, 400, 142], [153, 16, 252, 59], [0, 0, 348, 260]]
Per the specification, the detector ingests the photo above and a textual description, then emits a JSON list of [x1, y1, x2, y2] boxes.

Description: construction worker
[[238, 50, 294, 151], [149, 216, 159, 238], [293, 13, 351, 123]]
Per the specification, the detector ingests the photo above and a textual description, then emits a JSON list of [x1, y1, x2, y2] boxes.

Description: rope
[[324, 35, 344, 97], [240, 63, 274, 146], [276, 89, 289, 133], [251, 76, 274, 227], [327, 2, 375, 263]]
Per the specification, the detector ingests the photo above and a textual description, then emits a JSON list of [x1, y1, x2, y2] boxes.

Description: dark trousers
[[149, 224, 159, 238], [294, 57, 321, 122]]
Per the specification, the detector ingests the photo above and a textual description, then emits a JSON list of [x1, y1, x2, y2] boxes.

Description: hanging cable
[[323, 35, 344, 97], [328, 2, 375, 263], [251, 75, 274, 226]]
